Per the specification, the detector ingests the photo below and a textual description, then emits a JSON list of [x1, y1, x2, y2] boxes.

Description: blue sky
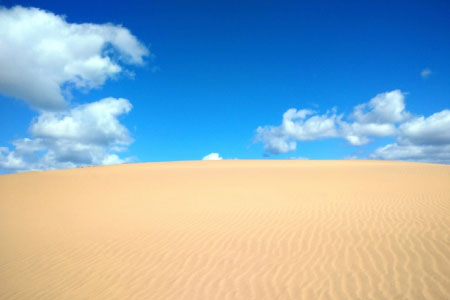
[[0, 0, 449, 172]]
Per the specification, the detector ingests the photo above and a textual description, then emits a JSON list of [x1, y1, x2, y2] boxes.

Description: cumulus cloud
[[255, 90, 450, 163], [350, 90, 408, 124], [340, 90, 408, 145], [421, 68, 432, 79], [256, 90, 407, 153], [370, 110, 450, 163], [370, 144, 450, 164], [0, 6, 148, 110], [202, 153, 223, 160], [398, 110, 450, 145], [30, 97, 132, 145], [256, 109, 340, 153], [0, 6, 149, 173], [0, 98, 134, 172]]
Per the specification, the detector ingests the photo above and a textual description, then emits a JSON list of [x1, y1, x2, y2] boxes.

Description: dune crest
[[1, 160, 450, 299]]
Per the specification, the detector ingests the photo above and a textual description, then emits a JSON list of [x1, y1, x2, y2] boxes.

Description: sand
[[0, 160, 449, 300]]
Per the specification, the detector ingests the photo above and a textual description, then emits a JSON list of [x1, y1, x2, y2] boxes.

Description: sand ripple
[[1, 161, 449, 299]]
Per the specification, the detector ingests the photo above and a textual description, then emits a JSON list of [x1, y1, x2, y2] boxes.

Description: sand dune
[[0, 160, 449, 299]]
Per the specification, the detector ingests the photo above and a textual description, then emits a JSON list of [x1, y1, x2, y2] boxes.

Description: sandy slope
[[0, 160, 449, 300]]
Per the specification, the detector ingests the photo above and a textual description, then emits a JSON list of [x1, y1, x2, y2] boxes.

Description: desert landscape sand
[[0, 160, 449, 299]]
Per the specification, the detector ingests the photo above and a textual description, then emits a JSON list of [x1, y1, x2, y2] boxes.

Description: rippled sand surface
[[1, 160, 449, 299]]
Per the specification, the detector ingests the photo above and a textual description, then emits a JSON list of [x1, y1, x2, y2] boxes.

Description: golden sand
[[1, 160, 449, 299]]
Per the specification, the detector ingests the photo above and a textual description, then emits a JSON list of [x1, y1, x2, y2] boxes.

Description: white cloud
[[339, 121, 397, 146], [0, 6, 148, 110], [255, 109, 339, 153], [255, 90, 450, 163], [339, 90, 408, 145], [256, 90, 407, 153], [398, 110, 450, 145], [202, 153, 223, 160], [30, 97, 132, 145], [421, 68, 432, 79], [370, 144, 450, 164], [370, 109, 450, 163], [350, 90, 408, 124], [0, 6, 149, 173], [0, 98, 134, 172]]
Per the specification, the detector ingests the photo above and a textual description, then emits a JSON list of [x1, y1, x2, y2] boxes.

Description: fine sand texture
[[1, 160, 450, 300]]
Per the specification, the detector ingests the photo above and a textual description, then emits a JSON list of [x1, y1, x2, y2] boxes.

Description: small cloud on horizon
[[202, 153, 223, 160], [421, 68, 432, 79]]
